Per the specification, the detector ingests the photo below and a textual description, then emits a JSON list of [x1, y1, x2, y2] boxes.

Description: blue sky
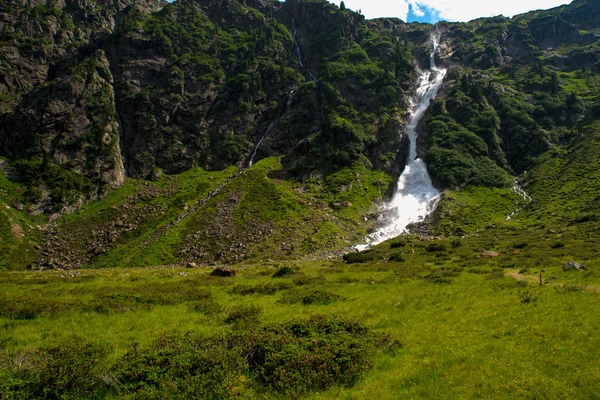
[[337, 0, 573, 23]]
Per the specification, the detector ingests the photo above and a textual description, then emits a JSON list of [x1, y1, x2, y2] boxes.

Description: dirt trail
[[506, 271, 600, 293]]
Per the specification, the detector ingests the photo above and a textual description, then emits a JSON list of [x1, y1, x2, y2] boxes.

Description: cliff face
[[0, 0, 599, 195], [1, 0, 599, 269], [1, 0, 418, 214]]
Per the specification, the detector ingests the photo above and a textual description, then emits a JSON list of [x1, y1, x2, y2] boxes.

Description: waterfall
[[249, 121, 275, 167], [292, 18, 316, 81], [356, 31, 447, 250], [286, 88, 297, 112], [249, 89, 298, 167]]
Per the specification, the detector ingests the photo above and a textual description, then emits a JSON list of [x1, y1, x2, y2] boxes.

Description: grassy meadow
[[1, 226, 599, 398]]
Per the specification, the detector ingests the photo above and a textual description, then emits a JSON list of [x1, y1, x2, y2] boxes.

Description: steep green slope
[[19, 157, 392, 269]]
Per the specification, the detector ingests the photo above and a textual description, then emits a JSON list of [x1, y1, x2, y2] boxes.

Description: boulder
[[563, 262, 587, 271], [186, 262, 198, 269], [211, 268, 237, 277]]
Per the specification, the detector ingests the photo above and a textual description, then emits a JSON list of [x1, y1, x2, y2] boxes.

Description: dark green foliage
[[231, 282, 292, 295], [116, 333, 244, 399], [390, 240, 406, 248], [0, 281, 215, 319], [421, 273, 452, 284], [272, 265, 296, 277], [280, 288, 341, 305], [518, 291, 541, 303], [187, 297, 223, 316], [12, 157, 93, 206], [343, 251, 378, 263], [388, 252, 405, 262], [1, 316, 393, 398], [426, 243, 447, 252], [247, 315, 398, 396], [424, 95, 510, 188], [1, 343, 110, 399], [223, 304, 263, 327]]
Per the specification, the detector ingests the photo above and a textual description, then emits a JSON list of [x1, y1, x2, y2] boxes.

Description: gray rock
[[563, 262, 587, 271]]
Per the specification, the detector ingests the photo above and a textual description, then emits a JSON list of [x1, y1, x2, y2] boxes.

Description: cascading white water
[[286, 88, 297, 112], [292, 18, 316, 81], [249, 121, 275, 167], [356, 31, 447, 250], [248, 18, 313, 167], [249, 88, 298, 167]]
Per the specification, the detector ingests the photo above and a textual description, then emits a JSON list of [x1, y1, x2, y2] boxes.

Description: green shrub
[[421, 273, 452, 284], [485, 270, 505, 280], [116, 333, 243, 399], [231, 283, 291, 295], [223, 305, 263, 327], [272, 266, 295, 277], [518, 291, 541, 303], [188, 297, 223, 316], [388, 253, 405, 262], [247, 315, 399, 396], [390, 240, 406, 248], [293, 276, 325, 286], [280, 288, 341, 305], [343, 251, 377, 263], [426, 243, 447, 252], [3, 343, 110, 399]]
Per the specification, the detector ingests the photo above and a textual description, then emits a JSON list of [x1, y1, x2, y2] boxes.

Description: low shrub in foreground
[[0, 316, 396, 399], [0, 343, 110, 399], [246, 315, 400, 396]]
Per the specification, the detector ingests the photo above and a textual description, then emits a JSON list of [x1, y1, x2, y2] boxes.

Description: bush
[[2, 343, 110, 399], [272, 266, 296, 278], [223, 305, 263, 327], [390, 240, 406, 248], [518, 291, 541, 303], [231, 283, 291, 295], [280, 288, 341, 305], [343, 251, 377, 263], [388, 253, 405, 262], [1, 316, 396, 398], [293, 276, 325, 286], [187, 297, 223, 316], [425, 243, 447, 252], [116, 333, 244, 399], [421, 273, 452, 284], [247, 315, 399, 396], [485, 270, 505, 280]]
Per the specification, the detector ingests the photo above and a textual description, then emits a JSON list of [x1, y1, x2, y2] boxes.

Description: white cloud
[[335, 0, 573, 22]]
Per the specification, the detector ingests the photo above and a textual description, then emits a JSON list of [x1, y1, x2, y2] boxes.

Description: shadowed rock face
[[1, 0, 598, 215], [1, 0, 413, 194]]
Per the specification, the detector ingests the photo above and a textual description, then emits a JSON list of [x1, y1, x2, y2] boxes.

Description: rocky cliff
[[1, 0, 599, 269]]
